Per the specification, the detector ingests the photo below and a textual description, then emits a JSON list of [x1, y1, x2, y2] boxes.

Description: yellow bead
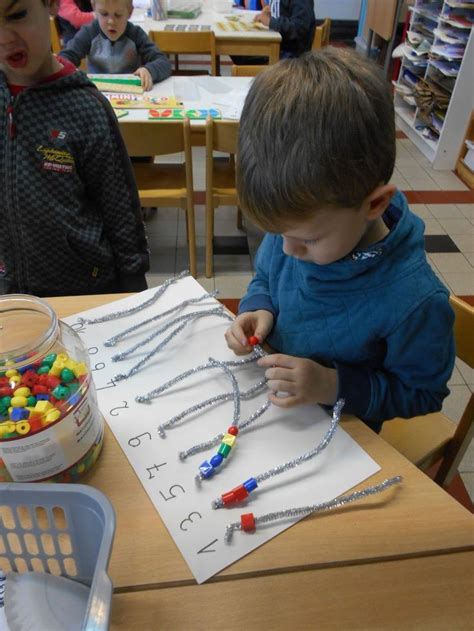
[[222, 433, 236, 447], [9, 375, 21, 385], [10, 396, 27, 408], [65, 359, 77, 371], [5, 369, 18, 378], [73, 362, 88, 377], [0, 422, 16, 435], [49, 361, 65, 377], [56, 353, 69, 363], [44, 408, 61, 424], [15, 421, 31, 435], [13, 387, 31, 398], [77, 463, 85, 474], [35, 400, 53, 414]]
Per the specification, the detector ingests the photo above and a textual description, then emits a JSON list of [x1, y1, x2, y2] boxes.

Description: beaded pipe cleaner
[[79, 270, 189, 324], [114, 308, 233, 381], [104, 291, 218, 347], [211, 398, 345, 509], [224, 475, 403, 542]]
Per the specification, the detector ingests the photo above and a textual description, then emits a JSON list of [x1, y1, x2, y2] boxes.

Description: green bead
[[42, 353, 57, 365], [1, 396, 12, 407], [37, 366, 50, 375], [3, 432, 17, 438], [218, 443, 232, 458], [60, 368, 75, 383], [26, 396, 37, 406], [52, 385, 69, 399]]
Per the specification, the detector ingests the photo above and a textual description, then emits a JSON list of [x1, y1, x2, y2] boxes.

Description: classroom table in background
[[131, 5, 282, 68], [46, 293, 474, 631]]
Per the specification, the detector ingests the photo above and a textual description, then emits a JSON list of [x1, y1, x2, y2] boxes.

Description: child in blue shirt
[[225, 49, 455, 431], [60, 0, 171, 91]]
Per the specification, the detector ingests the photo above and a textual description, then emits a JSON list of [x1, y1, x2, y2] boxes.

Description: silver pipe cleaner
[[224, 476, 402, 542], [112, 307, 227, 361], [180, 399, 271, 461], [79, 270, 189, 324], [104, 291, 218, 347], [114, 309, 232, 381], [136, 351, 264, 403], [208, 357, 242, 430], [158, 379, 268, 437], [212, 398, 345, 509]]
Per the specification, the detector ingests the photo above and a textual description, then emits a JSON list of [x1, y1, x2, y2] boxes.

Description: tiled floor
[[143, 120, 474, 506]]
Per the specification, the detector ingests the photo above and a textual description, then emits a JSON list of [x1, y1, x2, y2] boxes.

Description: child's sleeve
[[134, 26, 172, 83], [335, 292, 455, 425], [239, 234, 277, 316], [80, 92, 149, 291], [58, 0, 94, 29], [59, 25, 93, 66], [269, 0, 314, 45]]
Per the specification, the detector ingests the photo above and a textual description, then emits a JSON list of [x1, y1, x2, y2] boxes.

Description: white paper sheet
[[64, 277, 380, 583]]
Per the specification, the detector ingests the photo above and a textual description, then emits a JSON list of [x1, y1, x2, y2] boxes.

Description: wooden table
[[48, 294, 474, 630], [134, 7, 281, 66]]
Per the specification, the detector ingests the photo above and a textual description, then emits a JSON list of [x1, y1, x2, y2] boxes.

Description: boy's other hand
[[225, 310, 274, 355], [257, 354, 338, 408], [254, 10, 271, 26], [134, 67, 153, 91]]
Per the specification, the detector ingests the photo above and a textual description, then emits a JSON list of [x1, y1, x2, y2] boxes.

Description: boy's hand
[[254, 11, 271, 26], [257, 354, 338, 408], [134, 67, 153, 91], [225, 310, 274, 355]]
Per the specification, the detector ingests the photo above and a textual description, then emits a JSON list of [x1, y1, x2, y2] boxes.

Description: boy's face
[[0, 0, 59, 86], [94, 0, 132, 42], [280, 203, 375, 266]]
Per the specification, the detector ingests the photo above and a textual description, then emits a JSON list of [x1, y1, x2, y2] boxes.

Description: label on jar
[[0, 387, 103, 482]]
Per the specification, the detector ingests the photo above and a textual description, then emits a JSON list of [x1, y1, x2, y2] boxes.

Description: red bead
[[0, 387, 12, 397], [28, 417, 43, 432], [231, 484, 249, 502], [0, 377, 9, 386], [37, 374, 49, 386], [222, 491, 236, 506], [228, 426, 239, 436], [240, 512, 256, 532], [32, 385, 48, 395], [47, 375, 61, 389], [21, 370, 38, 387], [248, 336, 259, 346]]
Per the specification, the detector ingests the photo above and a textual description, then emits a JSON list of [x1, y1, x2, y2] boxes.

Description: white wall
[[314, 0, 362, 20]]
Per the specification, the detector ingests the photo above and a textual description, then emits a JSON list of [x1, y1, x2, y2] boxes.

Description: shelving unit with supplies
[[393, 0, 473, 170]]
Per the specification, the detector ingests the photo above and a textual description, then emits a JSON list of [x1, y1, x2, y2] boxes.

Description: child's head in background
[[92, 0, 133, 42], [0, 0, 61, 85], [237, 48, 397, 265]]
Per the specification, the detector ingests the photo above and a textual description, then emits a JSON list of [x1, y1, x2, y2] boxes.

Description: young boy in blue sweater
[[225, 49, 455, 431], [60, 0, 171, 91]]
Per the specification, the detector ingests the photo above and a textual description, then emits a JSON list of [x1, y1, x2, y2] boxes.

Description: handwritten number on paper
[[180, 512, 202, 531], [159, 485, 185, 501], [128, 432, 152, 447], [197, 539, 218, 554], [71, 321, 86, 334], [96, 378, 117, 391], [88, 346, 99, 355], [109, 401, 129, 416], [91, 362, 105, 371], [146, 463, 167, 479]]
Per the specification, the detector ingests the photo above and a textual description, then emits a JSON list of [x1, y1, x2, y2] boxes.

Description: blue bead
[[11, 407, 29, 421], [36, 393, 50, 400], [243, 477, 258, 493], [210, 453, 223, 467], [199, 460, 214, 478]]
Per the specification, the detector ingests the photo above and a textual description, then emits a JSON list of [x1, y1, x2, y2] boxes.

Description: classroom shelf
[[394, 0, 473, 170]]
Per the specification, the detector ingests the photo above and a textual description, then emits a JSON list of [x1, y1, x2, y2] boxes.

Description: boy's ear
[[365, 183, 397, 220], [48, 0, 59, 17]]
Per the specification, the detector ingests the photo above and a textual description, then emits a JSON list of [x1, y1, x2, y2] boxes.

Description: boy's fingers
[[258, 353, 295, 368], [265, 367, 295, 382], [266, 379, 296, 394], [268, 392, 299, 408]]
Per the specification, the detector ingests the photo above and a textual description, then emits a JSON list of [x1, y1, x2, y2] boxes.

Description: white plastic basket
[[0, 483, 115, 631]]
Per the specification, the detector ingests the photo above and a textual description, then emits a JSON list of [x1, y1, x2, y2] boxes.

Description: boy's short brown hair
[[237, 48, 396, 231]]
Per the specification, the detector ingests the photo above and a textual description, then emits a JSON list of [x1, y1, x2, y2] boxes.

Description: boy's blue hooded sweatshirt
[[239, 192, 455, 431]]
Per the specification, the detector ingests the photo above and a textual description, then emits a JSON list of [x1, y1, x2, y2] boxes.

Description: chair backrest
[[206, 118, 239, 155], [150, 31, 217, 76], [450, 295, 474, 368], [119, 119, 191, 158], [50, 17, 62, 54], [312, 17, 331, 50], [231, 65, 268, 77]]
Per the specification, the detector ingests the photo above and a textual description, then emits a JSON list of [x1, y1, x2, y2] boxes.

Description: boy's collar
[[6, 57, 76, 96]]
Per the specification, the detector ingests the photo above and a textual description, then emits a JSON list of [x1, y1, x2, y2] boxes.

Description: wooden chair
[[150, 31, 217, 76], [120, 120, 197, 278], [312, 17, 331, 50], [50, 17, 62, 54], [205, 118, 241, 278], [231, 65, 268, 77], [380, 295, 474, 488]]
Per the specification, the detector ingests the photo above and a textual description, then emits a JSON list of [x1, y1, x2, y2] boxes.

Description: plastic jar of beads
[[0, 295, 104, 483]]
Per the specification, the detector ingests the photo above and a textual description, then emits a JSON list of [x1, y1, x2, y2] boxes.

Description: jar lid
[[0, 295, 58, 367]]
